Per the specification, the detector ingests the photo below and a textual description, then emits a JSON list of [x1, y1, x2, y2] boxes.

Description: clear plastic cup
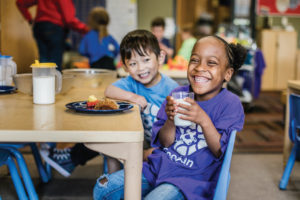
[[172, 91, 194, 127]]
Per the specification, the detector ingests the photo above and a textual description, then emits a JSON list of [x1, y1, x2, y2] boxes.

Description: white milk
[[33, 76, 55, 104], [174, 99, 192, 127]]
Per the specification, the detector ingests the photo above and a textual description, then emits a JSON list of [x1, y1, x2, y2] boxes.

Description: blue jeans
[[93, 170, 185, 200], [33, 22, 68, 71]]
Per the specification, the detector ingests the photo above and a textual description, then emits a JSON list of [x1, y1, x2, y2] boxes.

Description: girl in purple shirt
[[93, 35, 247, 200]]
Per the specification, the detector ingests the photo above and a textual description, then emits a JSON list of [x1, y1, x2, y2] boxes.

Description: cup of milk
[[172, 91, 194, 127], [31, 60, 62, 104]]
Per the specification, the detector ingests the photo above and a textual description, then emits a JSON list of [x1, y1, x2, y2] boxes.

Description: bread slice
[[94, 98, 119, 110]]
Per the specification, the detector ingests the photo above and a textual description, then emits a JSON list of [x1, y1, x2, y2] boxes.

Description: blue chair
[[213, 130, 237, 200], [0, 143, 53, 199], [0, 148, 29, 200], [0, 143, 51, 183], [0, 145, 40, 200], [279, 94, 300, 190]]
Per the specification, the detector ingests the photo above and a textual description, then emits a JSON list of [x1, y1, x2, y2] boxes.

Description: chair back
[[289, 94, 300, 143], [213, 130, 237, 200]]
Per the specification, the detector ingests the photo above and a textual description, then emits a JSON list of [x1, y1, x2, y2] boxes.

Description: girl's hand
[[130, 94, 148, 111], [176, 97, 208, 125], [165, 96, 177, 121]]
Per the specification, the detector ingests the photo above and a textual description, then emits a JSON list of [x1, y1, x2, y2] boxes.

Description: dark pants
[[70, 143, 99, 166], [33, 22, 68, 71], [90, 56, 116, 70]]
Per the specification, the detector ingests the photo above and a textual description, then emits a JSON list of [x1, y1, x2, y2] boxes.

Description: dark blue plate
[[0, 86, 16, 94], [65, 101, 133, 113]]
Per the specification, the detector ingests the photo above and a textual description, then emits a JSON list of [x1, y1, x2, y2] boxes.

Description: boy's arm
[[159, 43, 174, 59], [105, 85, 148, 109]]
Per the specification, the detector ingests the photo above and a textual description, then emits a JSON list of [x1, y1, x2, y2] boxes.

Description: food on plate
[[94, 98, 119, 110], [86, 95, 119, 110], [86, 95, 99, 108]]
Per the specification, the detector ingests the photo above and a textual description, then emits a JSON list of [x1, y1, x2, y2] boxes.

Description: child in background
[[104, 29, 179, 172], [79, 7, 119, 70], [177, 23, 197, 61], [93, 35, 247, 200], [151, 17, 174, 63]]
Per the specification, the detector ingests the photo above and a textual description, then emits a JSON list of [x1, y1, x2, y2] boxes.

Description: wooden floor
[[235, 91, 285, 153]]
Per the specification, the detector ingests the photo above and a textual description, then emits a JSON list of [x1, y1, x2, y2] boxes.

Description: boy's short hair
[[151, 17, 165, 28], [120, 29, 161, 65]]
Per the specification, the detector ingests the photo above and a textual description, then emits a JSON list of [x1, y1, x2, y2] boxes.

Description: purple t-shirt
[[142, 85, 245, 200]]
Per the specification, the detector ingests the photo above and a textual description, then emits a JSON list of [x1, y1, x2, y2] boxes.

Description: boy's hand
[[165, 96, 176, 121], [176, 97, 208, 125], [159, 43, 173, 58], [130, 94, 148, 111]]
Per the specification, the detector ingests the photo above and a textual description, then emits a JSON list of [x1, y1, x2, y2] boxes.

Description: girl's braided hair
[[212, 35, 247, 73]]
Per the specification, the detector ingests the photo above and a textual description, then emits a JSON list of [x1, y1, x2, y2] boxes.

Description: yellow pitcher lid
[[30, 60, 57, 68]]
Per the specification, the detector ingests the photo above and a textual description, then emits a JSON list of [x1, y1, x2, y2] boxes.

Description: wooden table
[[0, 87, 144, 199], [283, 80, 300, 165]]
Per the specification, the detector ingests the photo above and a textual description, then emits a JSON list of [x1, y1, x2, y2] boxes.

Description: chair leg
[[6, 156, 29, 200], [279, 145, 297, 190], [225, 173, 231, 197], [2, 147, 39, 200], [103, 156, 108, 174], [29, 143, 51, 183]]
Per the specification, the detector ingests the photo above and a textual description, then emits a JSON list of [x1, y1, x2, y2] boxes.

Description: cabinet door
[[297, 50, 300, 79], [0, 0, 38, 73], [276, 31, 297, 90], [261, 30, 277, 90]]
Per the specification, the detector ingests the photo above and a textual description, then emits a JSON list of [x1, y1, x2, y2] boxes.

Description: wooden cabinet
[[0, 0, 38, 73], [260, 30, 298, 90], [297, 50, 300, 80]]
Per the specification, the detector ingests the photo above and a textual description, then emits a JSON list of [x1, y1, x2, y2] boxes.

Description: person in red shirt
[[16, 0, 89, 71]]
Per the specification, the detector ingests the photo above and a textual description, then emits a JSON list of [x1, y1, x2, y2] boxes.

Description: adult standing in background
[[16, 0, 89, 71]]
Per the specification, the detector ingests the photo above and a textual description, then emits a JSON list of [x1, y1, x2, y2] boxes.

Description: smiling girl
[[142, 35, 247, 199]]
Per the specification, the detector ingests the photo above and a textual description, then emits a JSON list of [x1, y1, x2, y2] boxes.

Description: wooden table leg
[[283, 88, 291, 167], [123, 142, 143, 200], [85, 142, 143, 200]]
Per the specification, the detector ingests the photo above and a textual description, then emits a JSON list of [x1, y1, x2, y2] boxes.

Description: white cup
[[172, 91, 194, 127]]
